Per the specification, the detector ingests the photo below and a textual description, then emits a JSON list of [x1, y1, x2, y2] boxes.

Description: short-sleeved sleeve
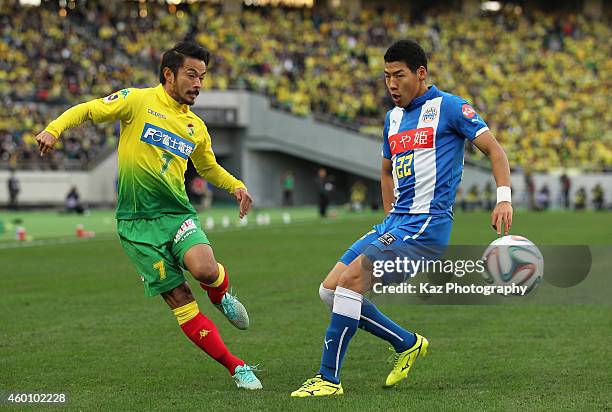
[[448, 97, 489, 141], [381, 112, 392, 159]]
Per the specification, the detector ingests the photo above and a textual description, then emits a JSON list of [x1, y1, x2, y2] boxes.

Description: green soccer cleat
[[214, 290, 249, 330], [232, 365, 262, 390], [290, 375, 344, 397], [384, 333, 429, 387]]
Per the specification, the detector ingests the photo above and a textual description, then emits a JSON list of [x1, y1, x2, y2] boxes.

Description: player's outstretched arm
[[35, 101, 95, 156], [473, 131, 513, 235], [35, 89, 136, 157]]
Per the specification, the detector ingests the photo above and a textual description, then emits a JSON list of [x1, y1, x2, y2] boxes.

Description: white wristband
[[497, 186, 512, 204]]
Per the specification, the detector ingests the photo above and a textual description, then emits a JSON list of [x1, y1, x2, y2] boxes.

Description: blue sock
[[319, 287, 362, 384], [318, 285, 417, 353], [359, 297, 416, 352]]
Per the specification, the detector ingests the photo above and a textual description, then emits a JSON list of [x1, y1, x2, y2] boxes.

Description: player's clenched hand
[[234, 188, 253, 219], [35, 131, 58, 156], [491, 201, 513, 236]]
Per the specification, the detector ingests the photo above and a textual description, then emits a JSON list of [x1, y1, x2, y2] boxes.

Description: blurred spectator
[[574, 187, 587, 210], [560, 173, 571, 209], [483, 182, 495, 210], [525, 171, 535, 211], [456, 187, 466, 212], [189, 176, 213, 211], [591, 183, 604, 211], [536, 184, 551, 211], [7, 169, 20, 210], [316, 168, 333, 218], [370, 197, 379, 211], [114, 175, 119, 203], [64, 186, 85, 214], [282, 170, 295, 207], [466, 184, 481, 211], [350, 180, 367, 212]]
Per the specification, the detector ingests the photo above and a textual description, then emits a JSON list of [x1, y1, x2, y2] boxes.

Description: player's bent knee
[[323, 262, 345, 288], [319, 283, 334, 310], [336, 255, 374, 292], [189, 260, 219, 284]]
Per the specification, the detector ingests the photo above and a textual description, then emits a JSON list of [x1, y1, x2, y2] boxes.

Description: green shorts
[[117, 214, 209, 297]]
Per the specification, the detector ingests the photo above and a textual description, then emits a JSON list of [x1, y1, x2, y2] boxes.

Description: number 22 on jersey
[[395, 153, 414, 179]]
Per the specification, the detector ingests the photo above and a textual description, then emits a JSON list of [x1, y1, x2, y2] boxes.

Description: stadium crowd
[[1, 1, 610, 171], [1, 103, 118, 170]]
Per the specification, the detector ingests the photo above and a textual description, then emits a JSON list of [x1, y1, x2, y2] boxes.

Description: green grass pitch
[[1, 208, 611, 411]]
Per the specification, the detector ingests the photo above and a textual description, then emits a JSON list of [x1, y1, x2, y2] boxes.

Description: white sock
[[332, 286, 363, 319], [319, 284, 335, 311]]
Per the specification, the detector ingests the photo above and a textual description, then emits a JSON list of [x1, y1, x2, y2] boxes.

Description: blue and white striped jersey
[[382, 85, 489, 216]]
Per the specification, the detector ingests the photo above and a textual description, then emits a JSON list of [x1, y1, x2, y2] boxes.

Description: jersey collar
[[405, 85, 439, 110], [155, 84, 190, 113]]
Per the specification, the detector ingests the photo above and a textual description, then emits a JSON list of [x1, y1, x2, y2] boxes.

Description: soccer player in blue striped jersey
[[291, 40, 513, 397]]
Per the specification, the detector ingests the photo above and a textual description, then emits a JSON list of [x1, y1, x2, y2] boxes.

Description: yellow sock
[[172, 301, 199, 325], [202, 263, 226, 288]]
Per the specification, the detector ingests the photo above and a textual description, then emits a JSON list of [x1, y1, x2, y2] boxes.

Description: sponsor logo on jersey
[[147, 108, 167, 119], [174, 218, 197, 243], [422, 106, 438, 123], [378, 233, 397, 246], [140, 123, 195, 159], [388, 127, 435, 156], [103, 93, 119, 103], [462, 104, 476, 118], [103, 89, 129, 103]]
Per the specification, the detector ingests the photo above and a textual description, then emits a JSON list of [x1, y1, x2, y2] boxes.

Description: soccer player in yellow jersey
[[35, 41, 262, 390]]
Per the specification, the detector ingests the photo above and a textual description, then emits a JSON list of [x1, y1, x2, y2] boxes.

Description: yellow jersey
[[45, 85, 245, 219]]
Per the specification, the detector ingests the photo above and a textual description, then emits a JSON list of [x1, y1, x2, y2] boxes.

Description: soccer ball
[[481, 235, 544, 295]]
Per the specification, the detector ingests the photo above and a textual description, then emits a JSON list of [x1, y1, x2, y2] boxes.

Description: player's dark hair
[[159, 41, 210, 84], [384, 40, 427, 73]]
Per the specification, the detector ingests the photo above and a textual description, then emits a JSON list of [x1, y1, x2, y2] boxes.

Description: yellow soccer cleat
[[290, 375, 344, 397], [384, 334, 429, 387]]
